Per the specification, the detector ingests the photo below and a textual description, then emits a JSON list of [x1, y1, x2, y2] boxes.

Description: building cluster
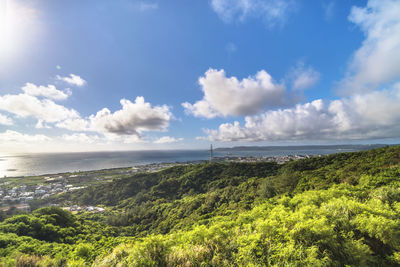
[[131, 162, 181, 173], [1, 155, 314, 212], [215, 154, 312, 164], [62, 205, 105, 213], [0, 176, 85, 206]]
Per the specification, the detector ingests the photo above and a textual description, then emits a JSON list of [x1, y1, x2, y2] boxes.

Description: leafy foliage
[[1, 145, 400, 266]]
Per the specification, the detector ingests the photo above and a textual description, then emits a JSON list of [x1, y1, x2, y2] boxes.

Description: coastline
[[0, 154, 310, 210], [0, 144, 387, 178]]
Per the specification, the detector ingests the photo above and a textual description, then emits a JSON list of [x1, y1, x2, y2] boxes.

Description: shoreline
[[0, 154, 312, 209], [0, 144, 388, 178], [1, 153, 313, 179]]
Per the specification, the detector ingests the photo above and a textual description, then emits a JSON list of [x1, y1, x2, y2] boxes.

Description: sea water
[[0, 145, 384, 177]]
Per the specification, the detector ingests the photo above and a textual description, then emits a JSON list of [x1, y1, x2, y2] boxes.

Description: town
[[0, 154, 312, 212]]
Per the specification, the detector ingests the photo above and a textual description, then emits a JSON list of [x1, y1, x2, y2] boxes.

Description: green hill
[[1, 145, 400, 266]]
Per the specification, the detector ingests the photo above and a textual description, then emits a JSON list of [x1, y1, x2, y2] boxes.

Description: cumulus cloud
[[203, 84, 400, 141], [56, 74, 86, 87], [0, 130, 51, 143], [210, 0, 295, 27], [0, 93, 80, 123], [0, 82, 84, 130], [341, 0, 400, 93], [54, 96, 174, 142], [89, 96, 172, 136], [154, 136, 183, 144], [0, 114, 13, 126], [182, 100, 217, 119], [22, 83, 71, 100], [201, 0, 400, 143], [289, 63, 320, 90], [0, 78, 175, 146], [182, 69, 289, 118]]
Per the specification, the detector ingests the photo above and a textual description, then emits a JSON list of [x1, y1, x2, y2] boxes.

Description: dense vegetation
[[1, 145, 400, 266]]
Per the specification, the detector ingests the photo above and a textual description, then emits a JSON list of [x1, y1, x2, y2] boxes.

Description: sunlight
[[0, 156, 11, 178], [0, 0, 39, 58]]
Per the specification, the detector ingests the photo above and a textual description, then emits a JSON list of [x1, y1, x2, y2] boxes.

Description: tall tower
[[210, 144, 214, 163]]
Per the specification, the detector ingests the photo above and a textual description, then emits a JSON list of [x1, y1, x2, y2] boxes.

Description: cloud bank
[[182, 69, 289, 118], [0, 77, 174, 143], [0, 130, 51, 143], [0, 93, 80, 123], [204, 84, 400, 141], [62, 133, 100, 144], [201, 0, 400, 143]]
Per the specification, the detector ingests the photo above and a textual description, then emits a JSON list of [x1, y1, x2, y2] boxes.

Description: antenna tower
[[210, 144, 213, 163]]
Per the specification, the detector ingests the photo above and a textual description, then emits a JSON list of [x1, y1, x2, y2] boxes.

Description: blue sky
[[1, 0, 400, 153]]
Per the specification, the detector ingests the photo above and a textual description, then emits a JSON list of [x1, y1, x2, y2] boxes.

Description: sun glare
[[0, 0, 39, 59]]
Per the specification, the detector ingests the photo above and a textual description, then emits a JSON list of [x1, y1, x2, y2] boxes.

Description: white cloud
[[89, 96, 172, 136], [0, 77, 177, 149], [97, 133, 145, 144], [56, 74, 86, 87], [204, 84, 400, 141], [289, 63, 320, 90], [61, 132, 144, 145], [121, 135, 144, 144], [56, 118, 89, 132], [0, 130, 51, 143], [0, 83, 84, 130], [0, 114, 13, 126], [201, 0, 400, 143], [182, 100, 217, 119], [182, 69, 289, 118], [35, 120, 51, 129], [0, 93, 80, 123], [154, 136, 183, 144], [210, 0, 294, 28], [22, 83, 71, 100], [54, 97, 174, 142], [341, 0, 400, 93], [62, 133, 100, 144]]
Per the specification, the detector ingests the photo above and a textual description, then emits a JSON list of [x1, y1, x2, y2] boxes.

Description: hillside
[[1, 145, 400, 266]]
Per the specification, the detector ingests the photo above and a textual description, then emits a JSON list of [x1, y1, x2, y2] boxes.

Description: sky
[[1, 0, 400, 153]]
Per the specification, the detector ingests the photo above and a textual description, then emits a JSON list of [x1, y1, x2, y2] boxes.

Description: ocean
[[0, 145, 385, 177]]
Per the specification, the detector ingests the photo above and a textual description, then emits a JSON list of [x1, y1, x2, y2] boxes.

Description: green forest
[[1, 145, 400, 266]]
